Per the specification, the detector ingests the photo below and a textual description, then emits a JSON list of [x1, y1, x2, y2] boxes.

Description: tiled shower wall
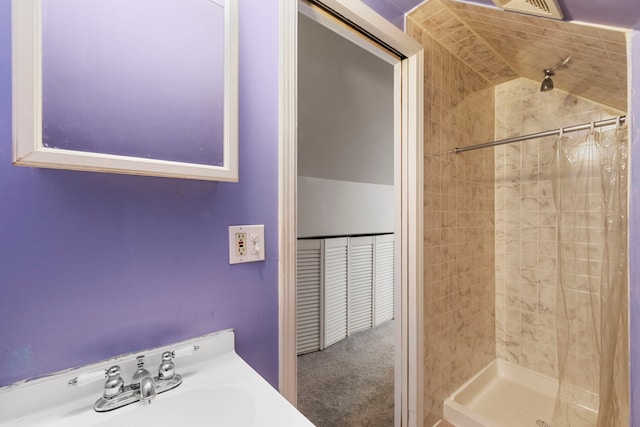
[[407, 18, 496, 426], [494, 78, 624, 383]]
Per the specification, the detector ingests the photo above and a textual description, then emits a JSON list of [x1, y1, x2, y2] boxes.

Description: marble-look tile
[[410, 0, 627, 111], [421, 24, 497, 423], [496, 211, 520, 227], [520, 241, 537, 255], [537, 269, 556, 287], [521, 226, 538, 240], [522, 111, 542, 134], [537, 286, 555, 315], [537, 240, 556, 256], [538, 226, 556, 241], [537, 255, 556, 272], [413, 8, 625, 413], [538, 358, 558, 378], [490, 77, 618, 382], [504, 336, 521, 364], [521, 296, 538, 313], [522, 95, 538, 112], [505, 239, 520, 254], [520, 338, 538, 368], [520, 210, 538, 227], [520, 269, 537, 286], [538, 143, 556, 167]]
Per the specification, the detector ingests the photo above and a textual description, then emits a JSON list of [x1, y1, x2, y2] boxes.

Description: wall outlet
[[229, 225, 265, 264], [235, 232, 247, 256]]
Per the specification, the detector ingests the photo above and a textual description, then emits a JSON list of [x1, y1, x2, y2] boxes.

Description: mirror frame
[[12, 0, 239, 181]]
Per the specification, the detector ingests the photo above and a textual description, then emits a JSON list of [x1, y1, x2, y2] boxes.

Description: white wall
[[297, 13, 394, 237], [297, 176, 394, 237]]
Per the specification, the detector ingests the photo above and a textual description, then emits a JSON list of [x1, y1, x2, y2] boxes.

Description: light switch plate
[[228, 225, 265, 264]]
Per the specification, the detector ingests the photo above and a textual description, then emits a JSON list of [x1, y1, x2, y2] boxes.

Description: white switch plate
[[228, 225, 265, 264]]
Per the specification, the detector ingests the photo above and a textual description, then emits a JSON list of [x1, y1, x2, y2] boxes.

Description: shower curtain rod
[[454, 115, 627, 154]]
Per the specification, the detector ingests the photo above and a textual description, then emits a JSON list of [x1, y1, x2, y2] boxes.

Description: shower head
[[540, 56, 570, 93], [540, 69, 555, 92]]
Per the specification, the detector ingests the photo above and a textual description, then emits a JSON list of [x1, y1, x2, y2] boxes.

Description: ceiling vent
[[492, 0, 564, 20]]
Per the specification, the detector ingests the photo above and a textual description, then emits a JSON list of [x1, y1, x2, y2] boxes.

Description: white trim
[[278, 0, 298, 405], [406, 50, 424, 427], [12, 0, 239, 182], [310, 0, 422, 56], [393, 60, 404, 427], [279, 1, 424, 425]]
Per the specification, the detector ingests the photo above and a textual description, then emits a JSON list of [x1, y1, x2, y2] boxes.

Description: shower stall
[[406, 0, 630, 425], [444, 79, 630, 427]]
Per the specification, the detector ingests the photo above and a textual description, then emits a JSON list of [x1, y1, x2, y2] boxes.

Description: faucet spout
[[139, 376, 156, 404], [132, 355, 156, 404]]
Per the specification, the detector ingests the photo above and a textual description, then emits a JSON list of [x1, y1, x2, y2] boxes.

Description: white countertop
[[0, 329, 314, 427]]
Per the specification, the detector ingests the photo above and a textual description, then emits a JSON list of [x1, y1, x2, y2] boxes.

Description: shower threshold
[[443, 359, 597, 427]]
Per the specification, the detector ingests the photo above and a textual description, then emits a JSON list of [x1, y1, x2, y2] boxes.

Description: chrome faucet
[[67, 345, 199, 412], [90, 352, 185, 412]]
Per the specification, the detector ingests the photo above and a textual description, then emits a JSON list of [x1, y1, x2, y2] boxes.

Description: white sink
[[94, 387, 255, 427], [0, 330, 313, 427]]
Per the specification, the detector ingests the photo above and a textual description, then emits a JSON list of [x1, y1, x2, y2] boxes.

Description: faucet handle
[[158, 351, 175, 380], [136, 355, 146, 369], [131, 355, 151, 385], [103, 366, 125, 399], [157, 345, 198, 380]]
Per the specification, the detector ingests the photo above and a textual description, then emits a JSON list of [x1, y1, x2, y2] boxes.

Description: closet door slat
[[296, 240, 322, 355], [324, 238, 348, 347], [348, 236, 374, 335], [374, 234, 395, 325]]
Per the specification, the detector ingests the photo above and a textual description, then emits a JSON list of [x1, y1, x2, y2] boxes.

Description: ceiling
[[452, 0, 640, 29], [393, 0, 640, 29], [407, 0, 628, 111]]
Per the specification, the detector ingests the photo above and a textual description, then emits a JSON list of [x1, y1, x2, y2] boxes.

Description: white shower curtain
[[551, 121, 629, 427]]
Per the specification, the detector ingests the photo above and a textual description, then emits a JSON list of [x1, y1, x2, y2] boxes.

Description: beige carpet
[[297, 321, 395, 427]]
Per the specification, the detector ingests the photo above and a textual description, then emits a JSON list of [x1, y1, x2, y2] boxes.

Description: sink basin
[[94, 387, 256, 427], [0, 329, 313, 427]]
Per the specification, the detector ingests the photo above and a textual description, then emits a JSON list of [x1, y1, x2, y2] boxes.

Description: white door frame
[[278, 1, 424, 425]]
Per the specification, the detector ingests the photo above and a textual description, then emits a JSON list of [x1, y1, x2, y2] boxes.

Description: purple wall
[[630, 28, 640, 427], [361, 0, 406, 29], [0, 0, 280, 388]]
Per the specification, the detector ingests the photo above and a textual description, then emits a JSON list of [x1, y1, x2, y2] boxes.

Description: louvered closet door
[[348, 236, 374, 335], [323, 237, 348, 348], [296, 239, 322, 355], [374, 234, 395, 325]]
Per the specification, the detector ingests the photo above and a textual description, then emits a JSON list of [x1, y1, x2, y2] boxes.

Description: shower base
[[443, 359, 597, 427]]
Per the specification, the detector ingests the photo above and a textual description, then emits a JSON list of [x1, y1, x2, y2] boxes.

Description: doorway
[[278, 1, 424, 426], [296, 6, 396, 424]]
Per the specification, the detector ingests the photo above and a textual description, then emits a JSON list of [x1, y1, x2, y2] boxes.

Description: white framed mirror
[[12, 0, 238, 181]]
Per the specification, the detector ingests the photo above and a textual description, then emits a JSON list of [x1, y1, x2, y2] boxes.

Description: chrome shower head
[[540, 69, 555, 92], [540, 56, 570, 93]]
